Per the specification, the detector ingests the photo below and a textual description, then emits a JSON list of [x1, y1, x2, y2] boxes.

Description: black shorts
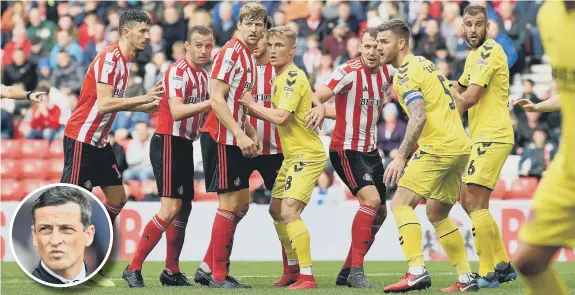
[[252, 153, 284, 190], [200, 132, 252, 193], [150, 134, 195, 199], [61, 136, 123, 191], [330, 149, 386, 202]]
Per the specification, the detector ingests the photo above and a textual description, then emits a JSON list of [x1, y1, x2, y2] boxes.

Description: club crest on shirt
[[84, 180, 93, 190], [178, 185, 184, 195], [234, 177, 241, 186]]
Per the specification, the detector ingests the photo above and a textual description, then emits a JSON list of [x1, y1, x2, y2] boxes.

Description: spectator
[[286, 22, 307, 63], [496, 1, 527, 75], [50, 51, 85, 94], [294, 1, 330, 40], [513, 79, 541, 121], [447, 17, 469, 78], [37, 58, 52, 83], [26, 7, 57, 49], [171, 41, 186, 62], [108, 133, 128, 174], [302, 35, 322, 75], [123, 122, 154, 182], [415, 19, 446, 61], [322, 21, 356, 61], [50, 31, 84, 68], [309, 169, 346, 206], [335, 36, 360, 66], [1, 1, 27, 34], [488, 20, 517, 69], [328, 1, 360, 34], [213, 2, 235, 47], [440, 2, 460, 46], [3, 49, 38, 92], [77, 13, 98, 49], [125, 64, 146, 99], [377, 103, 407, 161], [58, 14, 79, 40], [519, 127, 555, 179], [0, 109, 14, 139], [190, 9, 212, 28], [410, 1, 434, 37], [311, 52, 334, 91], [515, 110, 544, 154], [83, 22, 107, 69], [161, 6, 187, 59], [386, 1, 408, 23], [105, 8, 120, 33], [28, 37, 49, 66], [108, 27, 120, 46], [438, 60, 453, 80], [26, 98, 62, 141], [136, 25, 166, 70], [144, 52, 170, 91], [2, 25, 31, 66], [273, 9, 287, 26]]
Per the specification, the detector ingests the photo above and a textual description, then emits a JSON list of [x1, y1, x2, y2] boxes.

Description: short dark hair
[[360, 27, 379, 41], [119, 9, 152, 36], [32, 186, 92, 229], [463, 4, 488, 21], [266, 16, 273, 30], [187, 25, 214, 42], [377, 19, 411, 44], [524, 79, 535, 87]]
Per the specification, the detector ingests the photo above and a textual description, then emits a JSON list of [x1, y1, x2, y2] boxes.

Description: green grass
[[2, 261, 575, 294]]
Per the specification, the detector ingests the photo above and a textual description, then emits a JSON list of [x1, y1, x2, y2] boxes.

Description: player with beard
[[122, 26, 214, 288], [305, 27, 391, 288], [513, 2, 575, 295], [61, 9, 158, 287], [452, 5, 517, 288], [194, 2, 266, 289], [377, 20, 478, 293]]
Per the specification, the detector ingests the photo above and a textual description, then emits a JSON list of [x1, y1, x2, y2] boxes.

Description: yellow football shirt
[[394, 54, 470, 156], [458, 38, 514, 144], [272, 63, 326, 162], [538, 1, 575, 179]]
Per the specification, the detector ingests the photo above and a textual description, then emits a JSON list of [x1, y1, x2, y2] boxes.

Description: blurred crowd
[[1, 0, 560, 202]]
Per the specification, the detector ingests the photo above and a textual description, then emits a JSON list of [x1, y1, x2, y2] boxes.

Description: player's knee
[[237, 204, 250, 215], [374, 205, 387, 225], [465, 184, 490, 212], [269, 205, 281, 221], [513, 254, 548, 277], [159, 201, 182, 221], [426, 208, 447, 223], [280, 210, 300, 223], [359, 196, 381, 208]]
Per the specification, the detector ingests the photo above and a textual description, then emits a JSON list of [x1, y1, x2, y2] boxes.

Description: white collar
[[41, 260, 86, 284]]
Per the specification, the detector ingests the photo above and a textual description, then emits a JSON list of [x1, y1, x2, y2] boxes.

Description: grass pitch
[[2, 261, 574, 295]]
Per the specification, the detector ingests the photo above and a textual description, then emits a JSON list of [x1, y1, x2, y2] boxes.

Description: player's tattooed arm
[[397, 99, 427, 159], [239, 92, 293, 126]]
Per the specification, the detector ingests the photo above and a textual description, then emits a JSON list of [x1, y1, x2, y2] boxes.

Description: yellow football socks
[[525, 267, 569, 295], [273, 221, 298, 262], [470, 209, 496, 276], [286, 219, 312, 268], [433, 218, 471, 275], [392, 205, 425, 267], [489, 215, 510, 264]]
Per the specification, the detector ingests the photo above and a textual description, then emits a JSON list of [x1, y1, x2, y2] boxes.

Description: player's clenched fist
[[237, 134, 258, 158]]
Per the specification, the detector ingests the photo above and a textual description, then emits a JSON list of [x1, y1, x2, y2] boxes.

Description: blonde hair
[[238, 2, 267, 23], [268, 25, 297, 43]]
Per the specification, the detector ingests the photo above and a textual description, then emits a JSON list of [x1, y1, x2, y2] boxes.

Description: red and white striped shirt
[[200, 38, 257, 146], [326, 57, 392, 152], [250, 61, 282, 155], [65, 45, 130, 147], [155, 59, 209, 141]]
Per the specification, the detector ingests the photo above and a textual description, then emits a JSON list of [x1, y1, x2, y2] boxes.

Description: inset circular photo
[[9, 183, 113, 287]]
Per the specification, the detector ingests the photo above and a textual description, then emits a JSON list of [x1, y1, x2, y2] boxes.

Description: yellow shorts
[[398, 150, 470, 205], [462, 142, 512, 190], [272, 158, 326, 204], [519, 157, 575, 248]]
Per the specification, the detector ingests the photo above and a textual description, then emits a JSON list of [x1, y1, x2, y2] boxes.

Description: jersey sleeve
[[277, 71, 307, 113], [468, 47, 501, 88], [458, 59, 470, 87], [210, 47, 237, 85], [164, 66, 186, 99], [324, 64, 354, 94], [395, 68, 423, 106], [95, 51, 119, 85]]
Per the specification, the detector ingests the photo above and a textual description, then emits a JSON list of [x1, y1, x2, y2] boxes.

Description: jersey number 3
[[437, 75, 456, 110]]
